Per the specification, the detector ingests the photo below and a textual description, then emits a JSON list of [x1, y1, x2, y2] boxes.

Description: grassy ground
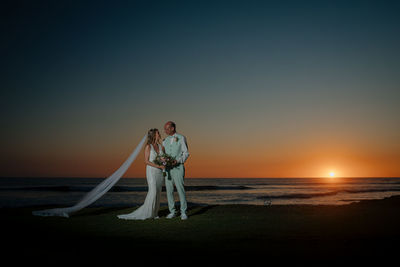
[[2, 196, 400, 265]]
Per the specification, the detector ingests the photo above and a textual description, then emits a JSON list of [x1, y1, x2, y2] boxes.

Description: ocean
[[1, 177, 400, 208]]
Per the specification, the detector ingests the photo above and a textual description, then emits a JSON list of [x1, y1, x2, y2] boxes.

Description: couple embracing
[[118, 121, 189, 220]]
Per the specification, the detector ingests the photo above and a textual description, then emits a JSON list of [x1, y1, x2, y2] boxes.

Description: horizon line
[[1, 176, 400, 179]]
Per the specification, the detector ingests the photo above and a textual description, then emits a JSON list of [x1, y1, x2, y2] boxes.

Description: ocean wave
[[345, 188, 400, 193], [258, 188, 400, 200], [0, 185, 253, 192], [112, 185, 253, 192], [258, 191, 339, 200]]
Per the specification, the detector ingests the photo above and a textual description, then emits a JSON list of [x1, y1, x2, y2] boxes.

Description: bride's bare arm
[[144, 145, 164, 169]]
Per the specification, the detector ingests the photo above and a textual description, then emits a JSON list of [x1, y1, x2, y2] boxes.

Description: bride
[[117, 128, 165, 220]]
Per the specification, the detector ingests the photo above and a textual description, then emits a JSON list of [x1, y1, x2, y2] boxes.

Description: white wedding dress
[[117, 144, 164, 220]]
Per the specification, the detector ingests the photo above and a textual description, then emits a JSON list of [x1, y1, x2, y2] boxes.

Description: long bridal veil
[[32, 135, 147, 218]]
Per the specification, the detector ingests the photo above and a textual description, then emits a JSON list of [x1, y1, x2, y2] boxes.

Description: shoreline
[[4, 193, 400, 210], [0, 195, 400, 211]]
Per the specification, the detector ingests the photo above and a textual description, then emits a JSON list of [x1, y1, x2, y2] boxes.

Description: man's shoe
[[166, 212, 176, 219], [180, 213, 188, 220]]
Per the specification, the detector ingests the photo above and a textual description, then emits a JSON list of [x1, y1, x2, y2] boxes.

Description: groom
[[163, 121, 190, 220]]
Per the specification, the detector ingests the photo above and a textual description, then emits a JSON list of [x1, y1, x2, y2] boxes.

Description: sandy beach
[[3, 196, 400, 265]]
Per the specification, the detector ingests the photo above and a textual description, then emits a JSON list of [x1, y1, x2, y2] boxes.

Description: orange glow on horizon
[[1, 132, 400, 178]]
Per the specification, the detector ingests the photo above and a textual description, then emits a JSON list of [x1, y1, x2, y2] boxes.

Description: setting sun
[[329, 172, 335, 177]]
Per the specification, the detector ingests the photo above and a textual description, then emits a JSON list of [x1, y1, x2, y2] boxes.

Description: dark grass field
[[2, 196, 400, 266]]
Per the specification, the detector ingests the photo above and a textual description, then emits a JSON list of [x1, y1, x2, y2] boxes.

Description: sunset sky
[[1, 0, 399, 178]]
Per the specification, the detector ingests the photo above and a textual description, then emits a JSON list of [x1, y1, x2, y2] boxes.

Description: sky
[[1, 0, 399, 178]]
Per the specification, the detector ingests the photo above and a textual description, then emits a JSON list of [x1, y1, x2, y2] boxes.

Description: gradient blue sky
[[1, 0, 399, 178]]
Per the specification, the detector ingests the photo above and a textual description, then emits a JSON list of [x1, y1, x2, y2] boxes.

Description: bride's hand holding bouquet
[[154, 153, 176, 178]]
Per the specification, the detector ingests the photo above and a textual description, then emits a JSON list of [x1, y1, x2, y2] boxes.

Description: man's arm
[[176, 135, 189, 164]]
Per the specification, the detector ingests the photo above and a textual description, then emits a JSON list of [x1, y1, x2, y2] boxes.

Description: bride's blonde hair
[[146, 128, 160, 145]]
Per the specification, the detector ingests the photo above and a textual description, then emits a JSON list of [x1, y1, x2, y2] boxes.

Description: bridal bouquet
[[154, 153, 176, 178]]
